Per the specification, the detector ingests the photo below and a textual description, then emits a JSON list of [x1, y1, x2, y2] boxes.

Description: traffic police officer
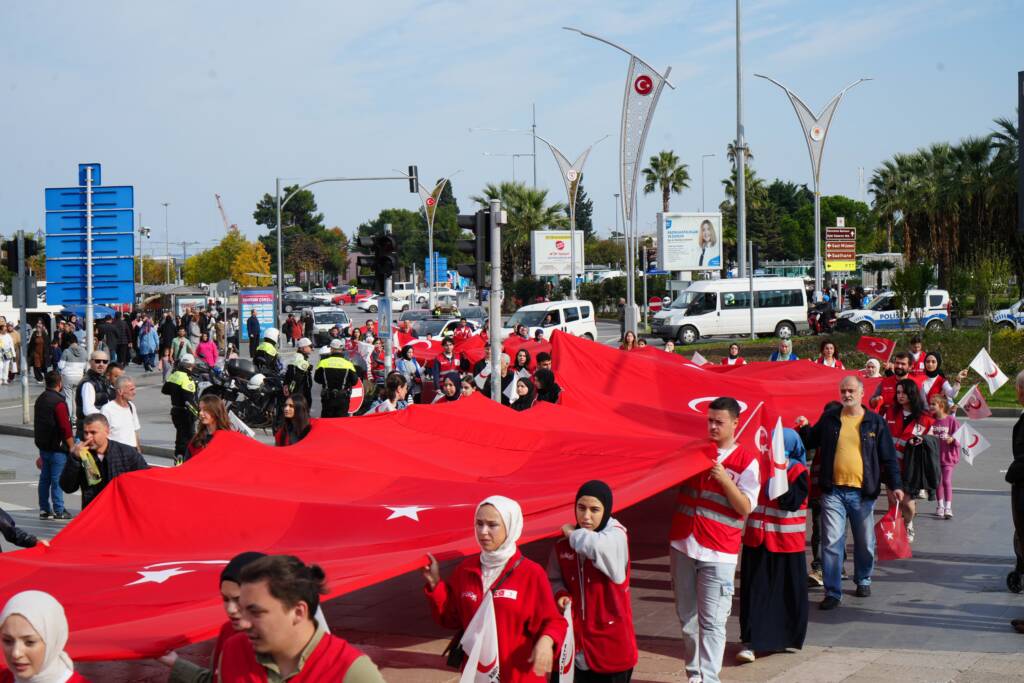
[[313, 339, 358, 418], [285, 336, 314, 407], [253, 327, 283, 376], [162, 352, 199, 465]]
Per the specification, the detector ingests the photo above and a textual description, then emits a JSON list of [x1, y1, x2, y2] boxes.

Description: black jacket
[[0, 508, 37, 550], [800, 406, 902, 499], [247, 315, 261, 339], [158, 317, 178, 346], [1007, 413, 1024, 485], [60, 440, 149, 508]]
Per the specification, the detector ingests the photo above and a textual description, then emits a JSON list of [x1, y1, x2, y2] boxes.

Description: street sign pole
[[383, 223, 394, 375], [17, 231, 29, 424], [488, 199, 502, 404], [85, 166, 94, 357]]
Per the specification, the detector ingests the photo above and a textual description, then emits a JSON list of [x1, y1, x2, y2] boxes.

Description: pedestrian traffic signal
[[455, 210, 489, 285], [23, 238, 38, 258], [408, 165, 419, 194]]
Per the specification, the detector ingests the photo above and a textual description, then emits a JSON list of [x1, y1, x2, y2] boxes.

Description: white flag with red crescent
[[956, 383, 992, 420], [952, 422, 991, 465], [557, 603, 575, 683], [459, 592, 500, 683], [969, 347, 1008, 394], [768, 417, 790, 500], [691, 351, 708, 366]]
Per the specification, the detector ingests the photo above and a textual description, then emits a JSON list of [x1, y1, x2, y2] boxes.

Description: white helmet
[[178, 353, 195, 365], [296, 337, 312, 348], [263, 328, 280, 343], [247, 373, 266, 390]]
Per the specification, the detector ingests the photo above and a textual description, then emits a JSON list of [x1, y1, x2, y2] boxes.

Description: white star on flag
[[125, 567, 196, 586], [885, 531, 894, 541], [385, 505, 432, 521]]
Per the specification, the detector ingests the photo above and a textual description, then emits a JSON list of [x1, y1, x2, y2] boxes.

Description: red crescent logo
[[634, 75, 653, 95], [968, 435, 980, 449], [425, 196, 436, 207], [477, 656, 497, 674], [967, 397, 981, 410], [985, 369, 998, 378], [561, 654, 573, 675], [555, 240, 565, 250]]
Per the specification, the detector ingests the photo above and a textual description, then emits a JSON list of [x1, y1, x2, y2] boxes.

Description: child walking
[[929, 394, 961, 519]]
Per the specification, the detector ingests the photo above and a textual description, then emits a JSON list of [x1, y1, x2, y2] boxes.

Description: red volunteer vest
[[742, 462, 808, 553], [669, 443, 756, 554], [218, 630, 363, 683], [921, 374, 948, 402], [433, 353, 459, 376], [1, 674, 89, 683], [553, 531, 638, 673], [910, 352, 926, 374], [816, 357, 845, 369], [884, 407, 934, 465], [870, 374, 923, 414], [721, 356, 746, 366]]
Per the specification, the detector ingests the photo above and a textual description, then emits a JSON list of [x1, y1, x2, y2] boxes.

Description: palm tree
[[726, 141, 754, 164], [642, 150, 691, 212], [471, 182, 567, 279]]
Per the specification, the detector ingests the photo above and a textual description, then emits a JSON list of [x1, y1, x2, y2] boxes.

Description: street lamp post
[[700, 153, 716, 212], [469, 106, 540, 188], [755, 73, 871, 299], [481, 152, 534, 183], [162, 202, 170, 283], [137, 219, 150, 295], [536, 134, 608, 300], [274, 172, 416, 325], [736, 0, 748, 279], [415, 173, 459, 311]]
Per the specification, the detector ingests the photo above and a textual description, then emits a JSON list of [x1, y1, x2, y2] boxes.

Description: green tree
[[253, 186, 326, 282], [356, 208, 425, 277], [471, 182, 567, 279], [585, 239, 625, 269], [642, 150, 691, 212], [567, 182, 595, 241], [890, 262, 934, 329]]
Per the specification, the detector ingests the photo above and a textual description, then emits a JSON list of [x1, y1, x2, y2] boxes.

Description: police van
[[837, 289, 950, 333], [992, 299, 1024, 330], [650, 277, 808, 345]]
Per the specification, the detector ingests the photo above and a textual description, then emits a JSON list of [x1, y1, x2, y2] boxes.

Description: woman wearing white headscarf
[[423, 495, 566, 682], [0, 590, 90, 683]]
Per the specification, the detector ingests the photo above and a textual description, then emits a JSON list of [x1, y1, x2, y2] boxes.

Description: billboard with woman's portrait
[[656, 212, 722, 271]]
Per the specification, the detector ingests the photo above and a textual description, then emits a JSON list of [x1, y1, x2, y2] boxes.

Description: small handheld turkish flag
[[952, 423, 991, 465], [691, 351, 709, 366], [969, 347, 1008, 394], [875, 502, 912, 561], [856, 335, 896, 362], [957, 384, 993, 420]]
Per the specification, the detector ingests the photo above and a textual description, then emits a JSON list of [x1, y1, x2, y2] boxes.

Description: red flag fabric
[[957, 383, 993, 420], [856, 335, 896, 362], [875, 503, 912, 561], [502, 337, 552, 371], [0, 331, 872, 662]]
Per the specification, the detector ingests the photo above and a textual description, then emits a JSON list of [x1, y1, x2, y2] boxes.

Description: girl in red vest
[[885, 379, 934, 543], [0, 590, 91, 683], [919, 352, 968, 406], [737, 430, 810, 664], [423, 496, 566, 682], [816, 339, 844, 369], [721, 343, 746, 366], [547, 480, 637, 682]]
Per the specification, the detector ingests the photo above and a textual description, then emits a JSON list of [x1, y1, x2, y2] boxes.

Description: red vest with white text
[[218, 630, 363, 683], [884, 406, 934, 466], [742, 462, 808, 553], [669, 443, 756, 554], [553, 528, 638, 673], [721, 356, 746, 366]]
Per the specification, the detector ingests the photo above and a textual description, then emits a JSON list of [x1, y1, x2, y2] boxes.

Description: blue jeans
[[821, 486, 876, 600], [38, 450, 68, 514]]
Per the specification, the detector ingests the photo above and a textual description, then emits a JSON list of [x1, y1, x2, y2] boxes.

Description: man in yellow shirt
[[797, 375, 904, 610]]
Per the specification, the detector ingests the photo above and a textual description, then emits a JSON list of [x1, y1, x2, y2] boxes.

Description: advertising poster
[[239, 288, 276, 341], [174, 296, 208, 317], [530, 230, 584, 276], [657, 213, 722, 271]]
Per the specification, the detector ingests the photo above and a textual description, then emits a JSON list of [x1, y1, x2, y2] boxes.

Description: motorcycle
[[807, 303, 838, 335], [200, 358, 283, 430]]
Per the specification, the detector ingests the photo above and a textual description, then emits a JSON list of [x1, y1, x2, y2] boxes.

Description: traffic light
[[354, 234, 399, 292], [23, 238, 38, 259], [455, 210, 489, 285], [2, 240, 16, 271], [408, 165, 418, 194]]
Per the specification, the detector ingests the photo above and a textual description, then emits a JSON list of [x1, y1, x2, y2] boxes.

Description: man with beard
[[869, 352, 923, 415]]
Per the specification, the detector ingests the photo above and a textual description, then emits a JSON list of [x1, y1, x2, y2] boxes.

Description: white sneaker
[[736, 648, 756, 664], [936, 502, 945, 517], [907, 521, 916, 543], [688, 677, 703, 683], [945, 505, 953, 519]]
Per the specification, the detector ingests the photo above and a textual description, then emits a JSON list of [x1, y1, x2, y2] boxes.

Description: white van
[[651, 277, 808, 344], [502, 300, 598, 341]]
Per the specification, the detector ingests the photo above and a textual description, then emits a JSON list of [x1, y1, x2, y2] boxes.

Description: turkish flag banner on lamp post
[[856, 335, 896, 362], [957, 383, 993, 420]]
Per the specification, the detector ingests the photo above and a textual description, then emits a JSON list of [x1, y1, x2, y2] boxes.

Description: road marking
[[0, 500, 30, 511]]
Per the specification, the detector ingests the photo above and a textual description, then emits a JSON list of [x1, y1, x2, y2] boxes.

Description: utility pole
[[735, 0, 748, 279], [488, 199, 503, 404], [17, 231, 29, 424], [162, 202, 170, 284]]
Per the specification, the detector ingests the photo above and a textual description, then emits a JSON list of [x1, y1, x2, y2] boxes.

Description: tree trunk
[[662, 185, 670, 213]]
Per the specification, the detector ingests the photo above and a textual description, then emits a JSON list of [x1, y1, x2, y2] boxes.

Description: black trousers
[[171, 408, 195, 458], [248, 337, 258, 358], [117, 343, 130, 366], [321, 396, 349, 418], [572, 668, 633, 683]]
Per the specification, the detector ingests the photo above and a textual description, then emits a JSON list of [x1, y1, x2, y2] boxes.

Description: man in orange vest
[[669, 397, 760, 683]]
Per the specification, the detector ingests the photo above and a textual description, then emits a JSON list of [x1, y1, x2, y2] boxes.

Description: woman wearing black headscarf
[[431, 372, 462, 403], [920, 351, 968, 405], [534, 369, 561, 404], [546, 480, 637, 681], [511, 377, 536, 411]]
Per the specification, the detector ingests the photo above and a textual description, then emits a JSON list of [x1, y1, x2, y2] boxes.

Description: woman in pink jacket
[[195, 332, 218, 368]]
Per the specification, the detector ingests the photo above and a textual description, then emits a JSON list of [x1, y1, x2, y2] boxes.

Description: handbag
[[875, 501, 912, 561], [443, 557, 523, 670]]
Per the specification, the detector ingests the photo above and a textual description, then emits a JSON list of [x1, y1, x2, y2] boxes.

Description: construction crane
[[214, 194, 238, 232]]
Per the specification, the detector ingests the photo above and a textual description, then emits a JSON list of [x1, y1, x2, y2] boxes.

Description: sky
[[0, 0, 1021, 259]]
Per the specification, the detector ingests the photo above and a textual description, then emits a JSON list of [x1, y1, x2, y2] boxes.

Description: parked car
[[358, 296, 410, 314], [282, 292, 320, 312], [992, 299, 1024, 330], [411, 317, 480, 339], [332, 288, 374, 305], [308, 287, 335, 304], [836, 288, 951, 333], [308, 307, 351, 336], [501, 300, 598, 341], [460, 305, 487, 327], [399, 309, 432, 322], [415, 286, 457, 304], [391, 281, 416, 300]]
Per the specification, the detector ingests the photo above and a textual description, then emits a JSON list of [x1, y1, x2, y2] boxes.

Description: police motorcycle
[[200, 358, 283, 430]]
